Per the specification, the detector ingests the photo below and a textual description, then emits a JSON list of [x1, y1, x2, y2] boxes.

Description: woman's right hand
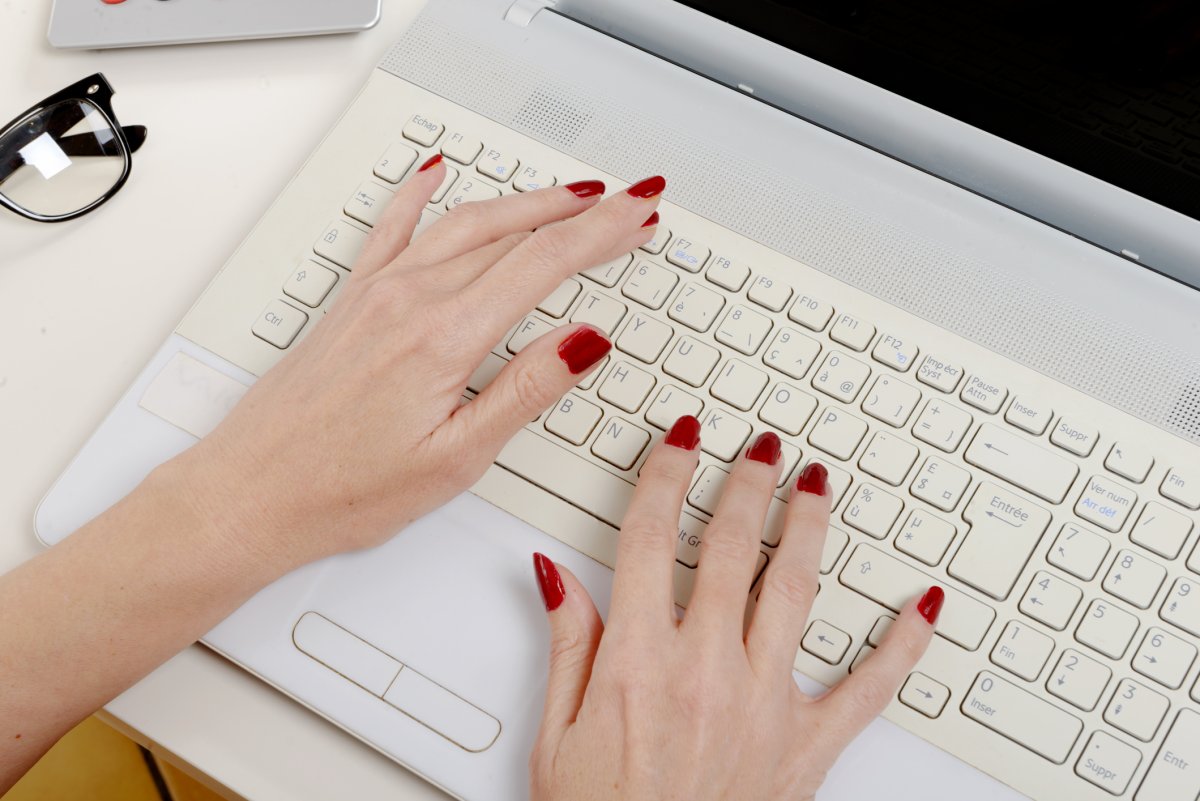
[[528, 419, 945, 801]]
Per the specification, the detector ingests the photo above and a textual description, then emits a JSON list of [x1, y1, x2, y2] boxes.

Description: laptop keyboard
[[246, 109, 1200, 800]]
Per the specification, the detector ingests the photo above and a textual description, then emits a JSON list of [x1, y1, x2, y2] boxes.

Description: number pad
[[1047, 522, 1110, 581], [1019, 571, 1082, 631], [1075, 599, 1139, 659], [1102, 549, 1166, 610], [1046, 649, 1111, 711], [1104, 679, 1169, 742], [1161, 577, 1200, 637], [812, 351, 871, 403], [1133, 627, 1196, 690], [989, 620, 1054, 681]]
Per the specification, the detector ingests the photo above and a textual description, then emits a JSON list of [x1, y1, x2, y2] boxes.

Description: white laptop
[[36, 1, 1200, 800]]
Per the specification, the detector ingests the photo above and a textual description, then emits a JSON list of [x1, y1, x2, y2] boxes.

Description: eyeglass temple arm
[[0, 125, 146, 188]]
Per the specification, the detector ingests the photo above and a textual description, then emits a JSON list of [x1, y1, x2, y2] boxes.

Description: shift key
[[950, 483, 1051, 600]]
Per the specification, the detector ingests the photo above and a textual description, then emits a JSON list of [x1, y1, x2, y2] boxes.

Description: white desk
[[0, 3, 451, 798]]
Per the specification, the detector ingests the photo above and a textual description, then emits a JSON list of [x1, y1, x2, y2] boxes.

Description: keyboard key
[[1138, 711, 1200, 801], [850, 645, 874, 673], [861, 375, 921, 427], [314, 220, 369, 269], [1131, 502, 1193, 560], [709, 360, 769, 412], [466, 353, 507, 394], [1105, 679, 1168, 743], [507, 315, 556, 354], [537, 279, 582, 319], [430, 165, 459, 203], [1106, 442, 1155, 483], [402, 113, 443, 146], [960, 374, 1008, 414], [1161, 465, 1200, 509], [1074, 731, 1142, 796], [687, 467, 788, 547], [912, 398, 973, 452], [868, 616, 895, 646], [344, 181, 395, 227], [645, 384, 703, 430], [1048, 522, 1110, 581], [674, 512, 707, 568], [916, 355, 965, 393], [990, 620, 1054, 681], [964, 424, 1079, 504], [582, 253, 632, 287], [1004, 396, 1053, 436], [252, 300, 308, 349], [747, 273, 793, 312], [829, 312, 875, 351], [812, 351, 871, 403], [960, 671, 1082, 763], [758, 383, 817, 436], [699, 408, 752, 462], [820, 527, 849, 574], [839, 544, 996, 650], [570, 292, 627, 336], [859, 431, 919, 486], [544, 394, 603, 445], [445, 177, 502, 211], [1019, 571, 1082, 631], [894, 509, 956, 566], [1161, 577, 1200, 637], [951, 483, 1051, 600], [1076, 474, 1138, 532], [639, 225, 671, 255], [871, 333, 918, 372], [1050, 418, 1099, 457], [615, 313, 673, 364], [715, 305, 772, 356], [668, 283, 725, 331], [598, 361, 656, 413], [900, 673, 951, 718], [663, 336, 720, 387], [438, 132, 480, 165], [801, 620, 851, 664], [511, 165, 555, 192], [808, 407, 868, 461], [1076, 599, 1139, 659], [621, 260, 679, 310], [591, 417, 651, 470], [283, 261, 338, 308], [705, 254, 750, 292], [806, 458, 854, 507], [843, 484, 903, 539], [666, 237, 710, 272], [777, 441, 802, 488], [1133, 627, 1196, 689], [763, 327, 821, 380], [373, 142, 418, 183], [1046, 649, 1111, 711], [787, 293, 834, 331], [477, 147, 518, 182], [910, 456, 971, 512]]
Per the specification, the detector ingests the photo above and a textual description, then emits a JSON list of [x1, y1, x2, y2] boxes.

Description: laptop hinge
[[504, 0, 557, 27]]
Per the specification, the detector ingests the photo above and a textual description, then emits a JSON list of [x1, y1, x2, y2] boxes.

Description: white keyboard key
[[912, 398, 973, 452], [1047, 649, 1111, 711], [1137, 709, 1200, 800], [314, 220, 368, 269], [961, 671, 1082, 763], [570, 292, 627, 336], [544, 394, 603, 446], [675, 513, 707, 568], [686, 467, 788, 548], [1106, 442, 1155, 483], [582, 253, 632, 288], [430, 165, 459, 203], [900, 673, 951, 718], [663, 336, 721, 387], [960, 374, 1008, 414], [788, 293, 834, 331], [1076, 599, 1139, 659], [666, 237, 710, 272], [1161, 577, 1200, 637], [859, 431, 919, 486], [344, 181, 395, 227], [598, 361, 656, 414], [710, 360, 769, 412], [868, 616, 895, 646], [1099, 555, 1161, 617], [1048, 522, 1111, 581], [700, 408, 752, 462], [512, 165, 555, 192], [1106, 679, 1169, 743], [621, 260, 679, 310], [252, 300, 308, 349], [1161, 465, 1200, 510], [402, 113, 443, 146], [839, 544, 996, 650], [916, 355, 965, 393], [615, 313, 673, 364], [801, 620, 851, 665], [808, 407, 868, 461], [508, 315, 559, 355], [843, 484, 903, 539], [951, 483, 1052, 600], [1075, 731, 1142, 796], [747, 273, 793, 312], [820, 526, 850, 574], [871, 333, 918, 372], [283, 262, 338, 308], [591, 417, 651, 470], [894, 509, 957, 566], [990, 620, 1054, 681], [705, 254, 750, 292], [414, 207, 441, 237], [537, 279, 582, 319], [850, 645, 874, 673], [763, 327, 821, 380], [639, 225, 671, 255], [910, 456, 971, 512], [861, 375, 921, 427], [1131, 502, 1193, 560], [1134, 627, 1197, 690], [466, 353, 507, 394], [1020, 571, 1082, 631], [373, 142, 418, 183], [806, 458, 854, 506], [476, 148, 518, 182], [776, 441, 802, 489], [440, 132, 482, 164], [715, 305, 772, 356], [668, 283, 725, 332], [645, 384, 703, 430], [1051, 418, 1099, 457], [829, 313, 875, 352], [1190, 542, 1200, 578], [1076, 474, 1138, 532], [964, 423, 1079, 504], [812, 351, 871, 403], [445, 177, 502, 210], [758, 383, 817, 436], [1004, 396, 1053, 436]]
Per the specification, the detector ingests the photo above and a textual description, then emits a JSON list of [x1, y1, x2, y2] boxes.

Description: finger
[[353, 154, 446, 278], [531, 554, 604, 747], [745, 463, 832, 672], [462, 176, 665, 344], [607, 415, 702, 635], [414, 232, 530, 292], [813, 587, 943, 754], [685, 431, 784, 642], [399, 181, 606, 267]]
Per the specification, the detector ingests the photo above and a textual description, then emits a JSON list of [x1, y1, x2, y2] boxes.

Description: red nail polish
[[533, 553, 565, 612], [746, 432, 782, 465], [565, 179, 605, 198], [642, 211, 660, 229], [795, 462, 829, 495], [665, 415, 701, 450], [418, 153, 443, 172], [918, 586, 945, 625], [557, 327, 612, 375], [626, 175, 666, 199]]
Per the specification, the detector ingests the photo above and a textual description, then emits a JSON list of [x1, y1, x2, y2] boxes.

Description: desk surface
[[0, 3, 452, 798]]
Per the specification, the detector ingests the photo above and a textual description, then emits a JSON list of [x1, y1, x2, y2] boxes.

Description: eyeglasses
[[0, 74, 147, 223]]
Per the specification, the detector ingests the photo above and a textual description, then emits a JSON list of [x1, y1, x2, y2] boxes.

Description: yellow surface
[[158, 759, 233, 801]]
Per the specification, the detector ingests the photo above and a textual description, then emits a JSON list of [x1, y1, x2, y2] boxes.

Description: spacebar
[[494, 429, 636, 529]]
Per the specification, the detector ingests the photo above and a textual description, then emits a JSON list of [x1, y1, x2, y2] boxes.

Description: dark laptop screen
[[675, 0, 1200, 223]]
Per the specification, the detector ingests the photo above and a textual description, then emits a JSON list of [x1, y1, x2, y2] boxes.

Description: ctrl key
[[1075, 731, 1142, 795], [252, 299, 308, 349], [1135, 709, 1200, 801]]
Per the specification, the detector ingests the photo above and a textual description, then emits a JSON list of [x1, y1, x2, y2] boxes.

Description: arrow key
[[899, 672, 950, 718], [1133, 626, 1197, 690], [1046, 649, 1111, 711], [801, 620, 852, 665], [1019, 570, 1083, 631]]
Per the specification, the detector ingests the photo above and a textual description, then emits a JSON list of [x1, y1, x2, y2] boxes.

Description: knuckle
[[443, 200, 486, 227], [701, 523, 752, 561], [619, 518, 675, 550], [509, 360, 558, 413], [847, 672, 895, 714], [762, 563, 817, 607], [523, 226, 575, 270]]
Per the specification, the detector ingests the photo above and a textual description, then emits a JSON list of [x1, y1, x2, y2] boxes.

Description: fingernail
[[533, 553, 566, 612], [641, 211, 660, 229], [626, 175, 666, 199], [746, 431, 782, 465], [418, 153, 443, 172], [918, 586, 945, 625], [665, 415, 701, 450], [557, 327, 612, 375], [795, 462, 829, 495], [565, 179, 606, 198]]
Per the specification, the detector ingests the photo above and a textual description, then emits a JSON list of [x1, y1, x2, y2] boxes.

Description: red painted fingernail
[[533, 553, 565, 612], [918, 586, 945, 625], [746, 431, 782, 465], [418, 153, 443, 172], [642, 211, 660, 228], [557, 327, 612, 375], [626, 175, 666, 199], [665, 415, 701, 450], [795, 462, 829, 495], [565, 179, 605, 198]]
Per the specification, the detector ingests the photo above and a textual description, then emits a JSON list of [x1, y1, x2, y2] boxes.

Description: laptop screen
[[674, 0, 1200, 224]]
